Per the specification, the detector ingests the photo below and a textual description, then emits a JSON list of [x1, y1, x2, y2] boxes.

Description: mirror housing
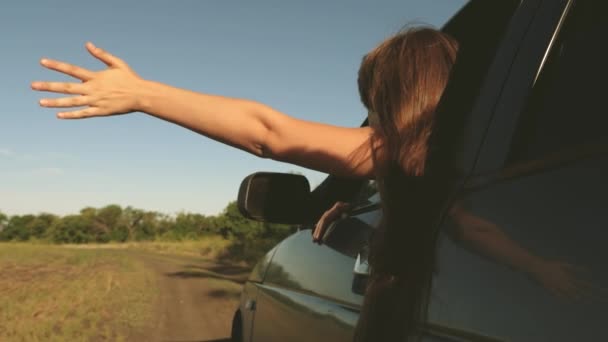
[[237, 172, 313, 224]]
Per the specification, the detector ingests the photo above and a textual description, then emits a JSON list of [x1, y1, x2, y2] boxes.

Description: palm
[[31, 42, 143, 119]]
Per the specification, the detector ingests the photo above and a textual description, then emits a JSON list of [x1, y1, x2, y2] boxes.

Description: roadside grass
[[0, 243, 157, 342], [127, 236, 233, 260], [64, 236, 234, 261]]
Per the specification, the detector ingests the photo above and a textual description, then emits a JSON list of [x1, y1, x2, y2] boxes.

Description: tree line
[[0, 202, 295, 262]]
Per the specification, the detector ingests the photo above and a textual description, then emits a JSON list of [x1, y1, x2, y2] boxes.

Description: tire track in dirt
[[127, 251, 250, 342]]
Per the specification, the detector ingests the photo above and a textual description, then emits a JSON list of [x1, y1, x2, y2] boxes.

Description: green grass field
[[0, 243, 158, 342], [123, 236, 234, 259]]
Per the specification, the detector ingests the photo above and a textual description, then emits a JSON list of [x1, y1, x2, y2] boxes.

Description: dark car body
[[232, 0, 608, 341]]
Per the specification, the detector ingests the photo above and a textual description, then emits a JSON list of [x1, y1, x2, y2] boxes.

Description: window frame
[[471, 0, 575, 178]]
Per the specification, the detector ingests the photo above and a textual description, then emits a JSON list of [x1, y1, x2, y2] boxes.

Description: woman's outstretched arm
[[31, 42, 376, 178]]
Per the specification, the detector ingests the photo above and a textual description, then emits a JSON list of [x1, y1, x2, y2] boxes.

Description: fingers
[[39, 95, 91, 108], [563, 263, 591, 276], [40, 58, 94, 81], [313, 208, 335, 243], [86, 42, 127, 68], [312, 201, 352, 244], [56, 108, 102, 120], [313, 223, 325, 244], [538, 262, 606, 302], [31, 81, 87, 95], [313, 211, 331, 243], [312, 218, 323, 243], [327, 202, 351, 221]]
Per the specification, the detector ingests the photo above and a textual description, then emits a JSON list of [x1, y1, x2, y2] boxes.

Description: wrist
[[133, 78, 159, 114], [525, 256, 546, 276]]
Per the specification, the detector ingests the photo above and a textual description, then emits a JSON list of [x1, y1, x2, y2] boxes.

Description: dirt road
[[127, 251, 250, 342]]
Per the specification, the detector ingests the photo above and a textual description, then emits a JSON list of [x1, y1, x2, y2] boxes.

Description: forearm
[[462, 227, 543, 275], [136, 80, 274, 157], [450, 211, 544, 275], [135, 80, 376, 178]]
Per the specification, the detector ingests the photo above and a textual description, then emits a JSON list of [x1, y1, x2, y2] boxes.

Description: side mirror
[[237, 172, 313, 224]]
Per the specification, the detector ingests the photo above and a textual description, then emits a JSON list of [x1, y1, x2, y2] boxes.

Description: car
[[230, 0, 608, 341]]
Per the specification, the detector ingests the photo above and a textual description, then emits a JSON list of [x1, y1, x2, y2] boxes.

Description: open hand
[[529, 259, 594, 300], [31, 42, 144, 119]]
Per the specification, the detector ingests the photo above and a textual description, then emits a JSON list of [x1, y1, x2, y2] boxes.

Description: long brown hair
[[355, 27, 458, 342]]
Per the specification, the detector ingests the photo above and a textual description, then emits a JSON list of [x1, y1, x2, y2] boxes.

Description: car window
[[428, 2, 608, 340], [351, 180, 378, 206], [430, 155, 608, 341], [264, 207, 380, 306], [507, 0, 608, 165]]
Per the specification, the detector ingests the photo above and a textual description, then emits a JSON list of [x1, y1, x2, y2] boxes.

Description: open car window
[[350, 180, 379, 208]]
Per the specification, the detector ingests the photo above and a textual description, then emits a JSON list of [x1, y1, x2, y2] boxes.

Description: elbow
[[248, 103, 283, 160], [258, 129, 285, 161], [255, 104, 293, 161], [255, 139, 276, 160], [245, 132, 274, 160]]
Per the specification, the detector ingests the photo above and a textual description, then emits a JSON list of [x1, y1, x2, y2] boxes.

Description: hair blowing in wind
[[354, 27, 458, 342]]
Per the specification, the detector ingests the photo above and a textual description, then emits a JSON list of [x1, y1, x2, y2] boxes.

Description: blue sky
[[0, 1, 466, 216]]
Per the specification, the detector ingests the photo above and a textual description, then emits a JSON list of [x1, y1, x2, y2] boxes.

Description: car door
[[238, 244, 279, 341], [249, 187, 380, 342], [427, 1, 608, 341]]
